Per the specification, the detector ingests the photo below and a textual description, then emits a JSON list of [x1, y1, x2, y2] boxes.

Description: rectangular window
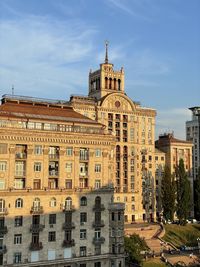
[[0, 179, 5, 189], [14, 216, 23, 227], [95, 180, 101, 189], [130, 128, 134, 142], [0, 161, 7, 171], [34, 145, 42, 155], [95, 262, 101, 267], [0, 143, 7, 154], [80, 212, 87, 224], [14, 234, 22, 244], [95, 164, 101, 173], [14, 252, 22, 264], [34, 162, 41, 172], [66, 163, 72, 173], [33, 179, 41, 189], [80, 229, 87, 239], [94, 229, 101, 239], [66, 147, 73, 156], [94, 245, 101, 255], [48, 231, 56, 242], [65, 179, 72, 189], [80, 163, 88, 176], [80, 246, 86, 257], [49, 214, 56, 225], [95, 149, 101, 157]]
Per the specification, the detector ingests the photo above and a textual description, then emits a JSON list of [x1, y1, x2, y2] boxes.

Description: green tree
[[176, 159, 191, 223], [194, 167, 200, 220], [161, 166, 176, 221], [124, 234, 148, 266]]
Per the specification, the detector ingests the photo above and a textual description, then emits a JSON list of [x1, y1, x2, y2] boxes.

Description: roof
[[156, 133, 193, 146], [155, 148, 165, 154]]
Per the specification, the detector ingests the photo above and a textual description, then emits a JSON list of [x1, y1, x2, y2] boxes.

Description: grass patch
[[143, 259, 167, 267], [163, 224, 200, 247]]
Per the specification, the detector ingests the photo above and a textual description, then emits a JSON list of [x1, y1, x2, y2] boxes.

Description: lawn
[[163, 224, 200, 247], [143, 259, 167, 267]]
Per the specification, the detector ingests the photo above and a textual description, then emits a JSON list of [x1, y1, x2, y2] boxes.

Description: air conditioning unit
[[50, 224, 54, 228]]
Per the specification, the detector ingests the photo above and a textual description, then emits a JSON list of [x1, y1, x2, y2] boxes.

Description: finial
[[105, 40, 109, 64]]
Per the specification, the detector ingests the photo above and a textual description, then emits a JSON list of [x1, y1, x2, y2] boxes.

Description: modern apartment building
[[186, 107, 200, 180], [0, 94, 125, 267], [70, 45, 157, 223]]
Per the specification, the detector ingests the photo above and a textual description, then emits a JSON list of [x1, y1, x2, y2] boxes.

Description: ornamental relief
[[102, 95, 134, 112]]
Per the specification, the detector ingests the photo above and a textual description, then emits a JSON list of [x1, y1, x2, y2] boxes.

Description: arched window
[[0, 199, 5, 212], [50, 197, 56, 207], [80, 196, 87, 206], [95, 196, 101, 206], [33, 197, 40, 208], [105, 77, 108, 89], [116, 145, 120, 153], [118, 79, 121, 91], [15, 198, 23, 208], [114, 78, 117, 90], [109, 78, 112, 89], [65, 197, 72, 210]]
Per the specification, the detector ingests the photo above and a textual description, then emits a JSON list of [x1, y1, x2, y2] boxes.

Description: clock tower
[[88, 42, 125, 100]]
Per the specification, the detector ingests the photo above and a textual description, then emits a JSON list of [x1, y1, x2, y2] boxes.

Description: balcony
[[30, 224, 45, 233], [0, 208, 8, 216], [15, 152, 27, 159], [49, 170, 59, 177], [62, 205, 76, 212], [93, 204, 105, 211], [93, 237, 105, 244], [79, 155, 89, 161], [15, 171, 26, 177], [63, 222, 75, 230], [30, 206, 44, 214], [62, 239, 75, 247], [0, 245, 7, 254], [49, 154, 59, 160], [92, 220, 105, 228], [29, 242, 43, 251], [0, 225, 8, 235]]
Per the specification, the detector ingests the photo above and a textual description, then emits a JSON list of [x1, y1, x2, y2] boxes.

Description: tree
[[176, 159, 191, 223], [124, 234, 149, 266], [161, 166, 176, 221], [194, 167, 200, 220]]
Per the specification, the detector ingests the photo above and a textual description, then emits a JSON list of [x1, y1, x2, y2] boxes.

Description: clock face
[[115, 101, 121, 108]]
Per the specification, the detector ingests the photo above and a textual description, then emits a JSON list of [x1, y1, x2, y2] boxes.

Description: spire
[[105, 40, 109, 63]]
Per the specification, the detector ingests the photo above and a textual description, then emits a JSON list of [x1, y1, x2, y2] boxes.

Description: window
[[80, 212, 87, 224], [95, 149, 101, 157], [94, 262, 101, 267], [66, 163, 72, 173], [0, 143, 7, 154], [50, 198, 56, 207], [14, 216, 23, 227], [80, 246, 86, 257], [94, 245, 101, 255], [80, 163, 88, 176], [14, 252, 22, 264], [65, 179, 72, 189], [49, 214, 56, 224], [0, 179, 5, 189], [80, 229, 87, 239], [80, 264, 86, 267], [33, 179, 41, 189], [48, 231, 56, 242], [66, 147, 73, 156], [94, 229, 101, 239], [80, 197, 87, 206], [14, 234, 22, 244], [34, 145, 42, 155], [34, 162, 42, 172], [95, 164, 101, 173], [95, 180, 101, 189], [65, 197, 72, 210], [15, 198, 23, 208], [0, 161, 7, 171]]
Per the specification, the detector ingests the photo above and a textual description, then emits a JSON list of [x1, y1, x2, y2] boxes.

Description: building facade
[[70, 47, 157, 223], [0, 95, 125, 267], [186, 107, 200, 180]]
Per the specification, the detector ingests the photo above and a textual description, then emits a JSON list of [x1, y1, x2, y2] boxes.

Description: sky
[[0, 0, 199, 139]]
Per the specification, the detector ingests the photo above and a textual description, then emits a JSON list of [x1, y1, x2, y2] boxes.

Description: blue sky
[[0, 0, 199, 139]]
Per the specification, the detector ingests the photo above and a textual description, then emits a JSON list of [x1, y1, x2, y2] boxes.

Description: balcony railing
[[49, 154, 59, 159], [62, 239, 75, 247], [0, 225, 8, 235], [93, 204, 105, 211], [0, 245, 7, 254], [15, 152, 27, 159], [62, 205, 76, 212], [93, 237, 105, 244], [15, 171, 26, 177], [0, 208, 8, 215], [30, 206, 44, 214], [79, 155, 89, 161], [29, 242, 43, 251], [92, 220, 105, 228], [49, 170, 59, 177], [63, 222, 75, 230], [30, 224, 45, 233]]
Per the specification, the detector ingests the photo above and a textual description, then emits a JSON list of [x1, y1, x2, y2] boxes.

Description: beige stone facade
[[0, 95, 125, 267], [70, 52, 157, 223]]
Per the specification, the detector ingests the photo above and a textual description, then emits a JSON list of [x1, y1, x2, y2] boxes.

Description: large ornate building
[[70, 44, 157, 223], [0, 95, 125, 267]]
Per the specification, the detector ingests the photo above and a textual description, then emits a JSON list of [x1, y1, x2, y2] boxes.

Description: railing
[[62, 222, 75, 230], [92, 220, 105, 228], [29, 242, 43, 251], [49, 170, 59, 177], [30, 224, 45, 233], [15, 171, 26, 177], [15, 152, 27, 159], [0, 225, 8, 235], [49, 154, 59, 159], [93, 237, 105, 244], [62, 239, 75, 247], [79, 155, 89, 161], [30, 206, 44, 214], [0, 245, 7, 254], [62, 205, 76, 212], [0, 208, 8, 215], [93, 204, 105, 211]]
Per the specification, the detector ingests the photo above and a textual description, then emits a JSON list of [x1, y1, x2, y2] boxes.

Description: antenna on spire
[[105, 40, 109, 63], [12, 85, 14, 95]]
